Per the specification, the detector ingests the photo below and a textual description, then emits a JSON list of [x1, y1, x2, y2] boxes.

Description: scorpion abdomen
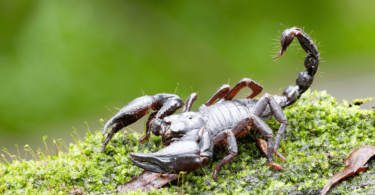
[[200, 99, 271, 140]]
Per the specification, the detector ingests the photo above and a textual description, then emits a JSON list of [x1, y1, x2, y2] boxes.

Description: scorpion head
[[162, 112, 208, 139]]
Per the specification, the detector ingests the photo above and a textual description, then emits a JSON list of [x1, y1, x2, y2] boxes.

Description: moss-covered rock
[[1, 90, 375, 194]]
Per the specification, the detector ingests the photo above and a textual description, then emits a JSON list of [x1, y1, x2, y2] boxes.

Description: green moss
[[352, 97, 374, 106], [1, 90, 374, 194]]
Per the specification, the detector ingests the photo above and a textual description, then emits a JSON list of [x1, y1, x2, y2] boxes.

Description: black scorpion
[[101, 27, 320, 180]]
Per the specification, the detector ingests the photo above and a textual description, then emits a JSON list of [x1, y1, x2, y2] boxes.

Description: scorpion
[[101, 27, 320, 181]]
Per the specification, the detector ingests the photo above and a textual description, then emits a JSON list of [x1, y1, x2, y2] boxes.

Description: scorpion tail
[[274, 27, 320, 107]]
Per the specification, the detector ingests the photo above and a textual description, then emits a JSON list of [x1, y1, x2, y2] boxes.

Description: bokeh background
[[1, 0, 374, 162]]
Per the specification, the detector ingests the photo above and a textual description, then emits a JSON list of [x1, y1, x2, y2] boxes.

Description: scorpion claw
[[100, 94, 184, 152], [130, 152, 203, 174], [130, 140, 209, 174], [102, 120, 113, 136], [129, 154, 166, 173]]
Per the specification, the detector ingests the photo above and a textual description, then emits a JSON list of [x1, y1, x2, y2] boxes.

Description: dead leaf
[[321, 145, 375, 195], [69, 188, 83, 195], [256, 138, 287, 162], [117, 170, 185, 192]]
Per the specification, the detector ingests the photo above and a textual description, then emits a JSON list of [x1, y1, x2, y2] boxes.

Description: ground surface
[[1, 90, 375, 194]]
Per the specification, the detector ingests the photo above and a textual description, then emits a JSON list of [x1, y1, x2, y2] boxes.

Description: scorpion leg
[[130, 128, 213, 174], [204, 84, 230, 106], [254, 93, 287, 167], [223, 78, 263, 101], [101, 93, 183, 152], [232, 114, 282, 170], [138, 110, 158, 143], [182, 93, 198, 112], [212, 129, 238, 181]]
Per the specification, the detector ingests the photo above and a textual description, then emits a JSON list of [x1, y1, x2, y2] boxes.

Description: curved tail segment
[[274, 27, 320, 108]]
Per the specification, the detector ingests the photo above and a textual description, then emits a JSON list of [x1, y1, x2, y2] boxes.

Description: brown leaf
[[321, 145, 375, 195], [117, 170, 184, 192], [256, 138, 287, 162], [69, 188, 83, 195]]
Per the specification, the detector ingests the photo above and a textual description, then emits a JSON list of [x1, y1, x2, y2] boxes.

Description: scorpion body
[[101, 27, 320, 180], [200, 99, 271, 138]]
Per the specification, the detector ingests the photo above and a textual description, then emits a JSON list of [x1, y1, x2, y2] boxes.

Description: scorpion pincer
[[101, 27, 320, 181]]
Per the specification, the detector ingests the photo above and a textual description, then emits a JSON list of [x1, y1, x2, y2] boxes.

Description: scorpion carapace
[[101, 27, 319, 181]]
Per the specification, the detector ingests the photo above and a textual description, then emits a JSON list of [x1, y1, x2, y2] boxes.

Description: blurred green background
[[1, 0, 375, 161]]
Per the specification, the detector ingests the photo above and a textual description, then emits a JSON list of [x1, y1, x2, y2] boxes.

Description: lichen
[[1, 90, 374, 194]]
